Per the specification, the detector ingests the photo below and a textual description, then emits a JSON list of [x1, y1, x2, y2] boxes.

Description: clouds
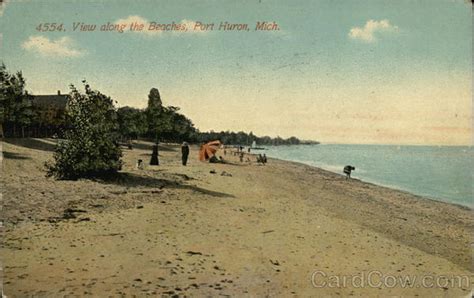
[[22, 35, 84, 57], [114, 15, 208, 37], [114, 15, 159, 36], [349, 19, 399, 42]]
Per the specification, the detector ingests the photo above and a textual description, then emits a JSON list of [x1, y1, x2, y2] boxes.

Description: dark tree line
[[0, 63, 67, 138], [0, 63, 35, 137], [116, 88, 198, 143], [0, 63, 317, 147], [1, 63, 318, 179], [196, 131, 318, 146]]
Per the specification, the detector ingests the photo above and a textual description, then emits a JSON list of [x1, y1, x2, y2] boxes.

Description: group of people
[[161, 142, 355, 181], [256, 154, 267, 165], [180, 142, 270, 167]]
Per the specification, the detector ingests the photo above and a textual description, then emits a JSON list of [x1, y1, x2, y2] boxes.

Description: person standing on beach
[[181, 142, 190, 166]]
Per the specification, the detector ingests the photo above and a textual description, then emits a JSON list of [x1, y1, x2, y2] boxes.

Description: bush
[[46, 83, 122, 179]]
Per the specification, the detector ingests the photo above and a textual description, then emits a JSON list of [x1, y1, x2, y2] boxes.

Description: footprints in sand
[[107, 251, 238, 296]]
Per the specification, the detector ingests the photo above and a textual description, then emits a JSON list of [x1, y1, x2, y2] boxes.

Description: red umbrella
[[199, 140, 221, 161]]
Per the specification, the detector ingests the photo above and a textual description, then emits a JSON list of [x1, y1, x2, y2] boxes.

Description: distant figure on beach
[[263, 154, 267, 164], [239, 152, 244, 162], [209, 155, 226, 164], [150, 144, 159, 165], [257, 154, 265, 165], [344, 165, 355, 179], [181, 142, 190, 166]]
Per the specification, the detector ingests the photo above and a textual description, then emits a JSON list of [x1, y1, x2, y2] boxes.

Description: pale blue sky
[[1, 0, 472, 144]]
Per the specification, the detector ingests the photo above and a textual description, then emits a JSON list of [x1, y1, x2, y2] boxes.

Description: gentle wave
[[264, 144, 473, 207]]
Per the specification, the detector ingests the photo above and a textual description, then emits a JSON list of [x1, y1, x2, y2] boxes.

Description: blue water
[[264, 144, 473, 207]]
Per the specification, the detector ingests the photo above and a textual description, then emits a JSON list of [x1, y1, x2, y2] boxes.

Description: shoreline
[[261, 144, 472, 209], [2, 139, 473, 296], [267, 156, 472, 211]]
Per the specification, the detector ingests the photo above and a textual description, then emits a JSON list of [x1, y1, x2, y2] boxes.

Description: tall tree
[[0, 64, 7, 137], [0, 64, 34, 137], [147, 88, 162, 109], [146, 87, 163, 142]]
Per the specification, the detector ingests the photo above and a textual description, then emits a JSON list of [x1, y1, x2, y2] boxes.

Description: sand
[[1, 138, 473, 296]]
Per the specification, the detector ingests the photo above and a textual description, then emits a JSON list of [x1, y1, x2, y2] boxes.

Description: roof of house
[[32, 94, 68, 109]]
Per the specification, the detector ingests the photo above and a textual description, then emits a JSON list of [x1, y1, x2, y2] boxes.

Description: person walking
[[181, 142, 190, 166]]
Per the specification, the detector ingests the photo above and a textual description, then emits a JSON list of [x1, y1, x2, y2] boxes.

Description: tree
[[117, 106, 147, 140], [146, 87, 163, 142], [0, 64, 34, 137], [147, 88, 162, 109], [11, 72, 34, 137], [0, 64, 7, 137], [46, 82, 122, 179]]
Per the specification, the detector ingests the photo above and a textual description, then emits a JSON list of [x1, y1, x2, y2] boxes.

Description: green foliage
[[196, 130, 317, 146], [146, 88, 163, 142], [0, 64, 7, 124], [46, 83, 122, 179], [117, 106, 147, 140], [0, 63, 34, 137], [144, 88, 197, 143], [147, 88, 162, 109], [0, 66, 316, 145], [34, 104, 66, 132]]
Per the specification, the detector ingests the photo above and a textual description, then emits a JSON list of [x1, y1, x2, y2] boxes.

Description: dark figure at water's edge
[[344, 165, 355, 179], [181, 142, 190, 166]]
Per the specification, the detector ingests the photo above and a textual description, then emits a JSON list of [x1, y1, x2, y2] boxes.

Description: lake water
[[264, 144, 473, 207]]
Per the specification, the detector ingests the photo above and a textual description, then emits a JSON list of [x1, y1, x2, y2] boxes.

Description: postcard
[[1, 0, 472, 296]]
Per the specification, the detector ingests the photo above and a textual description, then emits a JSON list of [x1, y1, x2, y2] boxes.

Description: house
[[32, 90, 68, 110], [31, 91, 69, 137]]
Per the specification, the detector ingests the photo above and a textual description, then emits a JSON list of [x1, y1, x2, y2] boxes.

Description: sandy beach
[[1, 138, 473, 296]]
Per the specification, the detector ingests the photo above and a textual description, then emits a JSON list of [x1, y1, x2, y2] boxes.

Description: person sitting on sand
[[208, 155, 227, 164], [343, 165, 355, 179]]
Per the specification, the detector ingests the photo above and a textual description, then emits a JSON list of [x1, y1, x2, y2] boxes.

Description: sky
[[1, 0, 472, 145]]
